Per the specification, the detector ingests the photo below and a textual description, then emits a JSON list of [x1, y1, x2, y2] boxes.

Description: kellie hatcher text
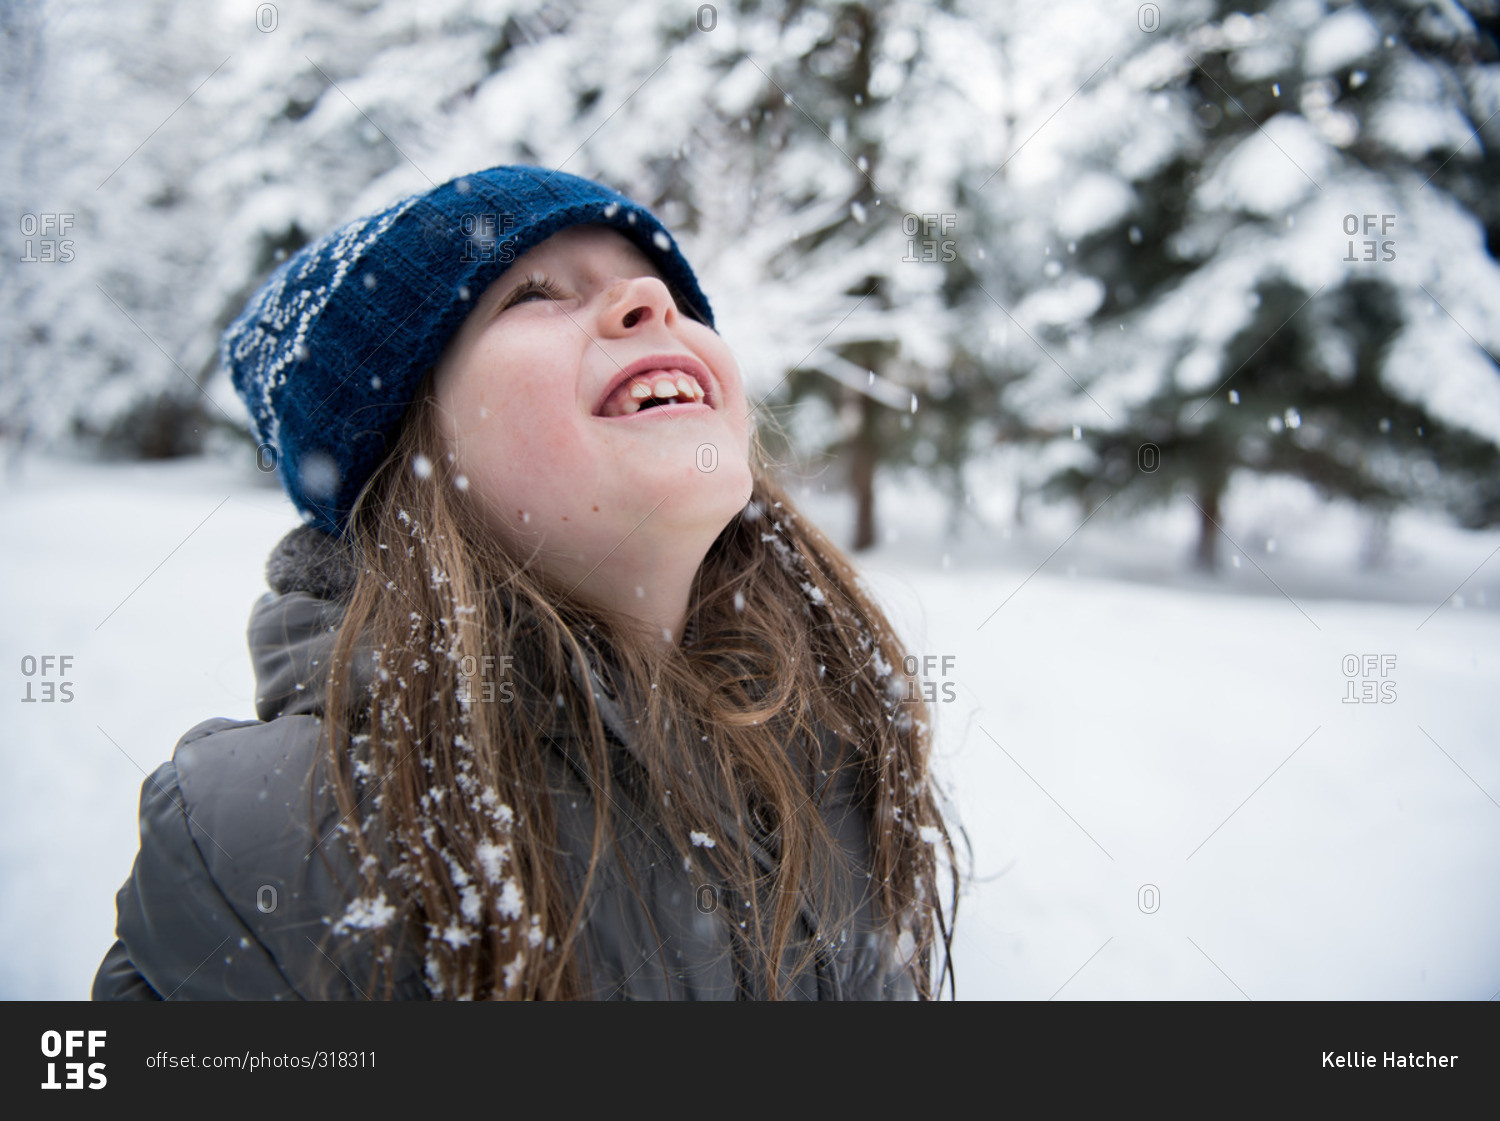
[[1322, 1052, 1458, 1069]]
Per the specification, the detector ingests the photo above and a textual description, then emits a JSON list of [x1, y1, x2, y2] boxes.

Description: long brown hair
[[318, 386, 957, 999]]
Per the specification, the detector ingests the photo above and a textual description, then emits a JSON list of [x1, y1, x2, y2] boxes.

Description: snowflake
[[496, 879, 525, 921], [440, 922, 476, 949], [475, 839, 511, 884], [333, 892, 396, 933]]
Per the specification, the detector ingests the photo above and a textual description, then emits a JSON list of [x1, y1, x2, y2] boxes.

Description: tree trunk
[[850, 396, 878, 551], [1360, 508, 1392, 570], [1194, 485, 1221, 571]]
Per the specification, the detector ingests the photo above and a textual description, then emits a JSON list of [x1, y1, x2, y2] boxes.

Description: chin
[[709, 465, 757, 534], [646, 460, 754, 532]]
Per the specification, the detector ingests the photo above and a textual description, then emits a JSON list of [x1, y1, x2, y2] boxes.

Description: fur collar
[[265, 525, 358, 601], [263, 524, 701, 644]]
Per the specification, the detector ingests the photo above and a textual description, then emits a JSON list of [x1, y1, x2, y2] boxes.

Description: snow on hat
[[223, 164, 715, 535]]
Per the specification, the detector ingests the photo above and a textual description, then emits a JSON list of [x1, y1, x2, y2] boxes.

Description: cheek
[[708, 342, 753, 437], [461, 403, 595, 524], [442, 368, 598, 532]]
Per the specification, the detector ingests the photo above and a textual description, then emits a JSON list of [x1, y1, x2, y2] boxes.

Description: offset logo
[[1342, 654, 1396, 704], [40, 1030, 106, 1090], [18, 213, 76, 263], [1342, 213, 1396, 263], [901, 654, 958, 704], [20, 654, 75, 703]]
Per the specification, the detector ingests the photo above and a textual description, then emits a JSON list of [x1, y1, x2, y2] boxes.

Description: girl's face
[[432, 224, 754, 582]]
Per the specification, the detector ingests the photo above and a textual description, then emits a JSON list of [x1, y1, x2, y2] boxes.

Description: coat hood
[[249, 525, 362, 722]]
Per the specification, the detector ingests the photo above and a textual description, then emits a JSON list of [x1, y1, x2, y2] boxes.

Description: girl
[[93, 165, 957, 1000]]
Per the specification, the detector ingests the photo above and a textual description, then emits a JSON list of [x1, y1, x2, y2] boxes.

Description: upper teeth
[[606, 369, 705, 415]]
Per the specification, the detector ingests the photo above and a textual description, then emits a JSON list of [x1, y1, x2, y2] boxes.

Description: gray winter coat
[[93, 527, 916, 1000]]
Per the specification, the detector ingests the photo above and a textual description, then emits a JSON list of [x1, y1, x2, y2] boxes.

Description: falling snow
[[334, 892, 396, 933]]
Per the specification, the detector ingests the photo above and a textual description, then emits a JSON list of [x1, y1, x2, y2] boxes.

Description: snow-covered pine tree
[[1037, 0, 1500, 569], [681, 0, 913, 549], [4, 0, 232, 457], [679, 0, 1048, 550], [3, 0, 578, 459]]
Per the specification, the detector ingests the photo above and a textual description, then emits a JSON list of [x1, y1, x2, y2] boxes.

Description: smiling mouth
[[597, 369, 710, 417]]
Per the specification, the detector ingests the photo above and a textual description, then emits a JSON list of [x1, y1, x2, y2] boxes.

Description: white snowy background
[[3, 0, 1499, 999], [4, 455, 1498, 1000]]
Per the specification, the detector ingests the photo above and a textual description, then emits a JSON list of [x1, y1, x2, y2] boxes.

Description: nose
[[597, 274, 679, 336]]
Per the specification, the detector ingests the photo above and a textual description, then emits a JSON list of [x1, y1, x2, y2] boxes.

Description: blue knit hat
[[224, 165, 715, 535]]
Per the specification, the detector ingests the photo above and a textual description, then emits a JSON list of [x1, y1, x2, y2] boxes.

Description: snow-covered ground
[[3, 452, 1497, 999]]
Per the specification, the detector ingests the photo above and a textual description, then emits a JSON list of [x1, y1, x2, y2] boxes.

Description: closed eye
[[499, 272, 566, 311], [497, 271, 697, 320]]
